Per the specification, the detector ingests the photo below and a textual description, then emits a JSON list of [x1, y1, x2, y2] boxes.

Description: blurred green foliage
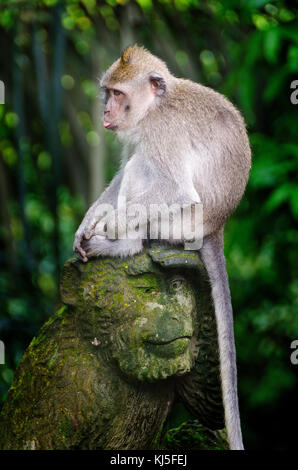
[[0, 0, 297, 450]]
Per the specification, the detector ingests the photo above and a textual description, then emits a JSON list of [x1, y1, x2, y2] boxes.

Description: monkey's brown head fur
[[100, 45, 174, 133], [103, 45, 170, 84]]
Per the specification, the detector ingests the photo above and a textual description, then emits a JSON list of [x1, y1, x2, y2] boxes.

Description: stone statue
[[0, 245, 227, 450]]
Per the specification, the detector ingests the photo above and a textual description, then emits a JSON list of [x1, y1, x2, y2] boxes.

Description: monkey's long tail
[[200, 230, 244, 450]]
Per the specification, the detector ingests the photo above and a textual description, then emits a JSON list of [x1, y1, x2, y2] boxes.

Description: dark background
[[0, 0, 297, 450]]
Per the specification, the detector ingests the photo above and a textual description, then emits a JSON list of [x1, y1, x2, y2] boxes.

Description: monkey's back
[[166, 79, 251, 230]]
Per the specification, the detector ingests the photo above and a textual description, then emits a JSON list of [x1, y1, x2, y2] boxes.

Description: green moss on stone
[[0, 246, 225, 450]]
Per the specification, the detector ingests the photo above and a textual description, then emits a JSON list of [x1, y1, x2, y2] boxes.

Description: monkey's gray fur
[[73, 45, 251, 450]]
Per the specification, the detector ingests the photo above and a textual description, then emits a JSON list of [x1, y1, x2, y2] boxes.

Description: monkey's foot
[[73, 224, 100, 262], [81, 237, 143, 259]]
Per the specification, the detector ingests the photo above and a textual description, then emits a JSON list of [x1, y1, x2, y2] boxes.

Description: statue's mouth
[[145, 336, 191, 346]]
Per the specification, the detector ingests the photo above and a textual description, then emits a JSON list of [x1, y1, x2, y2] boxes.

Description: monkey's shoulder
[[170, 79, 244, 123]]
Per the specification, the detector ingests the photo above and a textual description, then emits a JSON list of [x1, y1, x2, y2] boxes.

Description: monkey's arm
[[73, 170, 123, 261], [100, 153, 199, 230], [81, 154, 201, 258]]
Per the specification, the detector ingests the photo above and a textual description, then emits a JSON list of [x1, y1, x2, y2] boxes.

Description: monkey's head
[[100, 45, 173, 133]]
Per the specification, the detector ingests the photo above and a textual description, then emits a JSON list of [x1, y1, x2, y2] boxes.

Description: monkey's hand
[[73, 216, 106, 262]]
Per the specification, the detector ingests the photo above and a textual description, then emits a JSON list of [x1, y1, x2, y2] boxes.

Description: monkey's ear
[[149, 73, 166, 96]]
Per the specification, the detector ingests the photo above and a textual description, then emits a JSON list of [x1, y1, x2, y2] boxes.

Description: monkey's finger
[[81, 239, 97, 262], [75, 244, 88, 263]]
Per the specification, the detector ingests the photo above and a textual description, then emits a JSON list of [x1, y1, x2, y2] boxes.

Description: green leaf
[[264, 183, 296, 213], [263, 28, 281, 64], [263, 66, 289, 102]]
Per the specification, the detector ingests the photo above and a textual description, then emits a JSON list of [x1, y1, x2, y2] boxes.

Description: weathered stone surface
[[0, 245, 225, 450], [165, 420, 229, 450]]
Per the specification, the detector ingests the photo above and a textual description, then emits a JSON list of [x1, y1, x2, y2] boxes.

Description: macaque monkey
[[73, 45, 251, 450]]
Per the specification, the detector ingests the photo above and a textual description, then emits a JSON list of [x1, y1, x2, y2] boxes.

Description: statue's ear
[[60, 259, 82, 306]]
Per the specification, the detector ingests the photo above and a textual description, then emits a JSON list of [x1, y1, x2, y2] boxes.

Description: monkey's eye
[[171, 277, 185, 290], [113, 89, 122, 96]]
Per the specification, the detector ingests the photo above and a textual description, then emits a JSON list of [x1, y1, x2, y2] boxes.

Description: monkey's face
[[101, 79, 157, 133], [99, 46, 171, 133]]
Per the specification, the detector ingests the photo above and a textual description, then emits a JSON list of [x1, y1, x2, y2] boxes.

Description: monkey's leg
[[200, 230, 244, 450], [83, 203, 148, 258], [74, 171, 124, 260]]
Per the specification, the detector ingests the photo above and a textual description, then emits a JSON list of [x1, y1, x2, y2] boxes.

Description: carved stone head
[[60, 244, 224, 429]]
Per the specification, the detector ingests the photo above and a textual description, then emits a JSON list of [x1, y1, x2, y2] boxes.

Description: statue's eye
[[171, 278, 184, 289], [137, 286, 154, 293]]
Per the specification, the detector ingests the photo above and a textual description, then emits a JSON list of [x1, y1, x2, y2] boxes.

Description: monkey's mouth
[[103, 121, 117, 131]]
